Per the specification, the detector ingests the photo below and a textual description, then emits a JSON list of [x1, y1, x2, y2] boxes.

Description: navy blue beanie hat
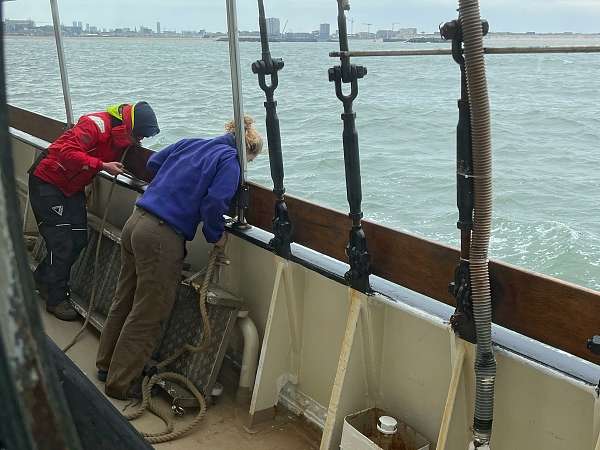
[[132, 101, 160, 138]]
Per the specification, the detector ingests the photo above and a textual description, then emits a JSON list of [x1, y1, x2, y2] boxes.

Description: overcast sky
[[4, 0, 600, 33]]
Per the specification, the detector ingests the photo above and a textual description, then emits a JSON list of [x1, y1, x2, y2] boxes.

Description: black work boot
[[47, 300, 79, 321], [127, 378, 160, 400], [97, 369, 108, 383], [105, 377, 146, 401]]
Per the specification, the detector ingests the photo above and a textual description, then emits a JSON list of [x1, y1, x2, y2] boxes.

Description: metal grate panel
[[154, 283, 241, 397], [31, 216, 243, 402]]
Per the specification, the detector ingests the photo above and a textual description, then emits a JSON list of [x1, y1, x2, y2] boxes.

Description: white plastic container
[[340, 408, 430, 450]]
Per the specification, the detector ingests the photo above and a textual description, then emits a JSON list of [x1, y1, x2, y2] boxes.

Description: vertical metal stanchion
[[49, 0, 74, 126], [443, 19, 490, 343], [23, 1, 74, 233], [443, 18, 477, 344], [226, 0, 249, 225]]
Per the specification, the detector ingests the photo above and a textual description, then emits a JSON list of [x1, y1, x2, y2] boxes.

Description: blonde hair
[[225, 115, 263, 158]]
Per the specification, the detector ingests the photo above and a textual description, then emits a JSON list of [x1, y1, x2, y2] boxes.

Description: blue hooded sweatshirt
[[137, 134, 240, 242]]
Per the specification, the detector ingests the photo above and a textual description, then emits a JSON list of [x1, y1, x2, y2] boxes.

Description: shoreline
[[4, 32, 600, 40]]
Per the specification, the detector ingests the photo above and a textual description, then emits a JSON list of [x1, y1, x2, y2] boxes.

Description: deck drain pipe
[[458, 0, 496, 447], [236, 310, 259, 403]]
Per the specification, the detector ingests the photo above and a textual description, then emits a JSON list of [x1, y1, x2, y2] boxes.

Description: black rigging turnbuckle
[[441, 17, 489, 342], [252, 0, 292, 258], [329, 0, 371, 294]]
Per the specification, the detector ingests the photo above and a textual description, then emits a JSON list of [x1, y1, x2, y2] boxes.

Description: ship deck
[[42, 307, 320, 450]]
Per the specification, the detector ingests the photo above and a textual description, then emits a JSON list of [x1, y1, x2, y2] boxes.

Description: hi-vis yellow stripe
[[106, 104, 122, 120], [106, 103, 134, 129]]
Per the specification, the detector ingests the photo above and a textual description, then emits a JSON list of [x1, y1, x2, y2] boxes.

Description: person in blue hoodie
[[96, 115, 263, 399]]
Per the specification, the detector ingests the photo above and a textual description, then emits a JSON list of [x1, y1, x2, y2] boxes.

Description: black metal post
[[329, 0, 371, 293], [252, 0, 292, 258], [442, 18, 489, 343]]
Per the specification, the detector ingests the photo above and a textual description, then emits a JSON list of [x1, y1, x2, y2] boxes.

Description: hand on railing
[[102, 161, 124, 176]]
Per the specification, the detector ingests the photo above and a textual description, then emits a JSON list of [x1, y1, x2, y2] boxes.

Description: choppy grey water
[[5, 35, 599, 291]]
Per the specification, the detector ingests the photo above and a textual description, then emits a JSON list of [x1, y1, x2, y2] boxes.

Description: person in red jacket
[[29, 102, 159, 321]]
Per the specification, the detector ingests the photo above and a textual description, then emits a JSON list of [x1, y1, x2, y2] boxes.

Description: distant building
[[77, 21, 82, 29], [139, 26, 153, 35], [266, 17, 280, 37], [36, 25, 54, 35], [89, 26, 98, 33], [113, 27, 133, 35], [182, 30, 206, 37], [282, 32, 316, 42], [377, 27, 418, 40], [319, 23, 330, 41], [85, 23, 89, 32], [156, 21, 161, 34], [4, 19, 35, 33], [396, 27, 417, 38]]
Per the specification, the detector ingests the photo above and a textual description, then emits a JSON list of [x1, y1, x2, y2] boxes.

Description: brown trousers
[[96, 207, 184, 399]]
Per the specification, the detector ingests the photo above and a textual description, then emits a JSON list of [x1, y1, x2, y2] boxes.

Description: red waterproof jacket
[[34, 105, 135, 197]]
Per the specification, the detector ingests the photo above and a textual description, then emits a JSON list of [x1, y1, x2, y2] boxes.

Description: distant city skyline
[[4, 16, 599, 41], [3, 0, 600, 34]]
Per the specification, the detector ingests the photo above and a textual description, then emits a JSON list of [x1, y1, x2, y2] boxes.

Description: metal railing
[[49, 0, 74, 126], [330, 45, 600, 58], [225, 0, 249, 225]]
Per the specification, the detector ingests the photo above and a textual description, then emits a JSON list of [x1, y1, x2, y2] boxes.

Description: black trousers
[[28, 175, 88, 307]]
